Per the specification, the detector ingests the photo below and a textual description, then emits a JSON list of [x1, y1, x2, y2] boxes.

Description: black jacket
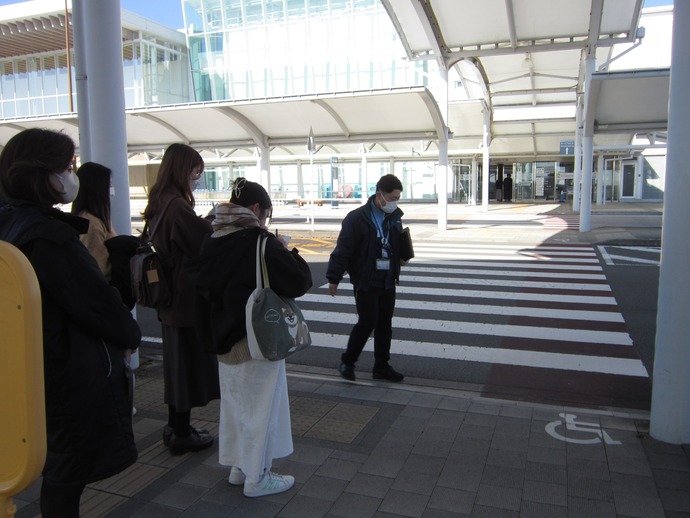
[[326, 196, 404, 291], [0, 202, 141, 485], [186, 227, 313, 354]]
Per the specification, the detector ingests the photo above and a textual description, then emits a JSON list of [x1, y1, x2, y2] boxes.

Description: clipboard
[[400, 227, 414, 260]]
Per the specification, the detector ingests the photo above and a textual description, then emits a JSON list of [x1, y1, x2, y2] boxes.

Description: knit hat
[[230, 177, 271, 209]]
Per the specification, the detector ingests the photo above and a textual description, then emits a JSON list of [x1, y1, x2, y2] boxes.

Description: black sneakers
[[372, 364, 404, 382], [338, 363, 356, 381], [163, 425, 210, 447]]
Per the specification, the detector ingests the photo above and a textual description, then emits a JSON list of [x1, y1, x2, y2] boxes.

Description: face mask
[[380, 194, 398, 214], [109, 186, 115, 199], [54, 170, 80, 203], [190, 178, 199, 192]]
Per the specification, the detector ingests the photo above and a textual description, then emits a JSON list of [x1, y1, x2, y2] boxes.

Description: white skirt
[[217, 358, 293, 483]]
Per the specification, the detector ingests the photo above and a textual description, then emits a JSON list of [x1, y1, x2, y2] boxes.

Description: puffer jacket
[[326, 195, 404, 290], [0, 202, 141, 485]]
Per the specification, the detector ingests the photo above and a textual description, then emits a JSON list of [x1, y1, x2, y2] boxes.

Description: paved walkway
[[13, 200, 690, 518]]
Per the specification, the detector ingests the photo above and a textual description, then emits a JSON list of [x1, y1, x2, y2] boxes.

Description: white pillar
[[72, 0, 90, 160], [482, 108, 490, 212], [74, 0, 131, 235], [437, 133, 448, 230], [596, 154, 604, 205], [471, 158, 478, 206], [579, 56, 595, 232], [258, 146, 270, 191], [573, 100, 583, 213], [650, 0, 690, 444], [360, 147, 368, 205], [296, 160, 304, 198]]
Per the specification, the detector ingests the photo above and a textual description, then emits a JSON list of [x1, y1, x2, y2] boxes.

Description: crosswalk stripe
[[412, 251, 599, 263], [303, 310, 632, 346], [300, 294, 624, 322], [308, 333, 647, 377], [401, 275, 610, 292], [406, 265, 607, 281], [418, 260, 603, 272]]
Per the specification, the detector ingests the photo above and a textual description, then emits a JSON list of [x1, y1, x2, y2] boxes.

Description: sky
[[0, 0, 676, 30]]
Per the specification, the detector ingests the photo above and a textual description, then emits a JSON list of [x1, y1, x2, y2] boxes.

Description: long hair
[[0, 128, 75, 207], [143, 143, 203, 222], [71, 162, 112, 228]]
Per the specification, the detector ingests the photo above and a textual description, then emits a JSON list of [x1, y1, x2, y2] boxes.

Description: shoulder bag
[[246, 234, 311, 361], [130, 198, 174, 309]]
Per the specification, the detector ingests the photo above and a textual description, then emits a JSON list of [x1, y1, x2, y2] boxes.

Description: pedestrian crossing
[[298, 242, 650, 408], [541, 214, 580, 230]]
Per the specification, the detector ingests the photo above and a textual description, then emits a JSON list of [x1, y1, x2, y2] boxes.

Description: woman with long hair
[[71, 162, 115, 277], [143, 143, 220, 454], [0, 128, 141, 517]]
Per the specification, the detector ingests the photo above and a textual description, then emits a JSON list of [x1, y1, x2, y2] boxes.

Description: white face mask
[[109, 186, 115, 199], [380, 194, 398, 214], [54, 170, 80, 203], [190, 178, 199, 192]]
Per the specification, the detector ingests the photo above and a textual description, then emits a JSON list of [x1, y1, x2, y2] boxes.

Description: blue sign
[[560, 140, 575, 155]]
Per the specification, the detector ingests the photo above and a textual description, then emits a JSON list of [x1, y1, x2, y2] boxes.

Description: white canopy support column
[[258, 146, 271, 191], [470, 158, 478, 206], [573, 99, 583, 213], [436, 64, 449, 230], [73, 0, 131, 235], [361, 145, 368, 205], [596, 154, 605, 205], [650, 0, 690, 445], [579, 56, 596, 232], [481, 106, 491, 212]]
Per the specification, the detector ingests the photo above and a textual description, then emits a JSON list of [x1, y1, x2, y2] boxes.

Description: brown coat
[[149, 193, 212, 327]]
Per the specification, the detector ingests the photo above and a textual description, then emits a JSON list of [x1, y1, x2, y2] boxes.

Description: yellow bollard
[[0, 241, 45, 518]]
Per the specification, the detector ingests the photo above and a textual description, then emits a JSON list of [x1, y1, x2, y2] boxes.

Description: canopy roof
[[0, 0, 671, 163]]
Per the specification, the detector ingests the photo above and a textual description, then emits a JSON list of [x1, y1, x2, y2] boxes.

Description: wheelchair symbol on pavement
[[545, 413, 622, 445]]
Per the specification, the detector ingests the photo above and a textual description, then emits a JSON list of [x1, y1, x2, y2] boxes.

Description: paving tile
[[438, 454, 485, 492], [179, 464, 227, 488], [658, 488, 690, 513], [379, 489, 430, 518], [428, 410, 466, 430], [345, 473, 394, 498], [610, 472, 658, 498], [565, 442, 607, 462], [491, 433, 530, 453], [226, 497, 293, 517], [463, 412, 499, 427], [487, 449, 527, 470], [277, 494, 333, 518], [481, 465, 524, 489], [652, 467, 690, 490], [566, 497, 616, 518], [80, 488, 127, 518], [287, 444, 334, 465], [427, 486, 475, 515], [451, 436, 491, 456], [470, 504, 519, 517], [524, 461, 567, 485], [298, 474, 349, 501], [124, 502, 183, 518], [412, 438, 453, 458], [475, 484, 522, 511], [613, 492, 665, 518], [379, 389, 414, 405], [495, 417, 532, 438], [456, 424, 495, 441], [383, 426, 423, 445], [566, 458, 611, 481], [401, 404, 436, 419], [151, 482, 207, 510], [329, 492, 382, 518], [391, 470, 438, 496], [178, 499, 235, 517], [438, 397, 471, 412], [402, 453, 446, 476], [393, 415, 431, 432], [499, 405, 534, 420], [526, 446, 567, 466], [467, 401, 503, 417], [567, 476, 614, 502], [522, 479, 567, 507], [360, 454, 407, 478], [316, 457, 362, 481], [408, 393, 444, 409], [519, 500, 567, 517], [420, 424, 460, 442]]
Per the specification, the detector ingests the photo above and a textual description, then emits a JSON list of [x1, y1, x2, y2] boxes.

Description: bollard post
[[0, 242, 45, 517]]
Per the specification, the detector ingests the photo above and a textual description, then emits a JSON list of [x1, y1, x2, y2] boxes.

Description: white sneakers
[[228, 466, 246, 485], [242, 471, 295, 498]]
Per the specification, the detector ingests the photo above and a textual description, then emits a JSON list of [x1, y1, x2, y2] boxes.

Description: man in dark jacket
[[327, 174, 409, 382]]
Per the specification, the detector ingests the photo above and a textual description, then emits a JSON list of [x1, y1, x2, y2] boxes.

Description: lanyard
[[371, 209, 390, 255]]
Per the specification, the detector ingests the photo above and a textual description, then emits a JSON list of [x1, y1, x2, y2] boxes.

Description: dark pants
[[40, 479, 86, 518], [342, 287, 396, 368]]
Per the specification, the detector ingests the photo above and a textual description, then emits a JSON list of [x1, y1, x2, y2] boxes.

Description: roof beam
[[587, 0, 604, 55], [214, 106, 268, 148], [130, 113, 190, 143], [310, 99, 351, 137]]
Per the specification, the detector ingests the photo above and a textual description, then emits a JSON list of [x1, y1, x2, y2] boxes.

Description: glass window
[[286, 0, 305, 18], [223, 0, 243, 25], [245, 0, 264, 24], [265, 0, 285, 22]]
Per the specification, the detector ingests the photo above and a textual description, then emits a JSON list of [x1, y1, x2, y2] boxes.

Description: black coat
[[326, 196, 405, 291], [186, 227, 313, 354], [0, 203, 141, 485]]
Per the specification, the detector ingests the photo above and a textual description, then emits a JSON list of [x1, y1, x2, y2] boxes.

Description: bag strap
[[255, 234, 270, 289], [142, 197, 175, 244]]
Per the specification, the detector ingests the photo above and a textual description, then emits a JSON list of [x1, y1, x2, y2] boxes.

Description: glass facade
[[183, 0, 429, 102], [0, 29, 190, 118]]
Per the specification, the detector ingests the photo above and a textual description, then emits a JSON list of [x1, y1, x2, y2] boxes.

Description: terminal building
[[0, 0, 673, 206]]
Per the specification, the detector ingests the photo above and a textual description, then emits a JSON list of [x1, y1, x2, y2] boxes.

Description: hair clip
[[232, 177, 246, 199]]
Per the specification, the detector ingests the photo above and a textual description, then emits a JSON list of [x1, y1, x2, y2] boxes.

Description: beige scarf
[[211, 202, 259, 238]]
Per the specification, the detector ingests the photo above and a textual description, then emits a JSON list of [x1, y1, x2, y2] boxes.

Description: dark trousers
[[40, 479, 86, 518], [342, 287, 396, 368]]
